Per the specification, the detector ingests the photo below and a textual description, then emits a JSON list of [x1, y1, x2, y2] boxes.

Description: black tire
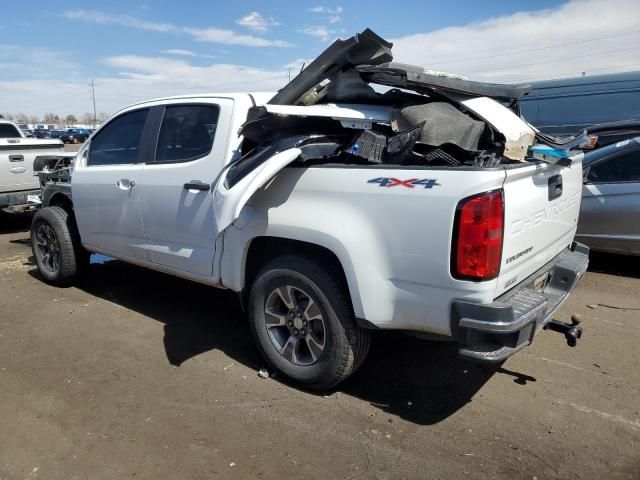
[[249, 256, 371, 390], [30, 206, 88, 286]]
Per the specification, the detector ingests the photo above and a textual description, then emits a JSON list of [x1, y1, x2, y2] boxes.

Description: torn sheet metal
[[460, 97, 536, 161], [213, 148, 302, 232], [264, 103, 392, 130]]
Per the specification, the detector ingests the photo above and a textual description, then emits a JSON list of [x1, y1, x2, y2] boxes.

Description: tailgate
[[496, 156, 583, 297]]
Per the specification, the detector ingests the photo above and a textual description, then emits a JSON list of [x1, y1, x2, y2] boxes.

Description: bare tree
[[65, 114, 77, 126], [80, 112, 93, 125], [43, 112, 60, 124], [28, 115, 40, 125], [1, 113, 15, 120], [97, 111, 111, 123], [15, 113, 28, 123]]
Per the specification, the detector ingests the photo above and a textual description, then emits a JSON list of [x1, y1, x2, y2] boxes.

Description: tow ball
[[544, 314, 583, 347]]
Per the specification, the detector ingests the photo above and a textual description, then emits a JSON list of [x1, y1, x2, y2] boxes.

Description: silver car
[[577, 137, 640, 255]]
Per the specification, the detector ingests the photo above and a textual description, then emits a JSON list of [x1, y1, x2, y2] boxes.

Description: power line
[[520, 62, 640, 83], [465, 45, 640, 75], [424, 29, 640, 66]]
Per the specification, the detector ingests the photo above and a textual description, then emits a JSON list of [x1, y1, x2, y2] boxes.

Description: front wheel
[[249, 256, 371, 390], [31, 206, 88, 286]]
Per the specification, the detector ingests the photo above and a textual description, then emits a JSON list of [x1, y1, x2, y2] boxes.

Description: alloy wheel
[[264, 285, 326, 366]]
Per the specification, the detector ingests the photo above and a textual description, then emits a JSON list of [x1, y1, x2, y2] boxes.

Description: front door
[[72, 108, 150, 260]]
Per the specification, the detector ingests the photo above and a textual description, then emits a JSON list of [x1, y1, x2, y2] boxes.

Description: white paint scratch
[[524, 354, 596, 374], [557, 400, 640, 431]]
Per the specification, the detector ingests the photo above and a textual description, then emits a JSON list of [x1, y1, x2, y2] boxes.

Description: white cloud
[[161, 49, 196, 57], [390, 0, 640, 83], [302, 26, 336, 42], [308, 5, 343, 24], [308, 6, 343, 14], [185, 27, 292, 47], [0, 52, 291, 116], [64, 9, 175, 32], [236, 11, 280, 32], [64, 9, 292, 47]]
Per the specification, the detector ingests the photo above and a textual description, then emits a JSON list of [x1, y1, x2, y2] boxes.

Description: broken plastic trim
[[358, 63, 532, 102], [268, 28, 393, 106], [225, 135, 344, 189]]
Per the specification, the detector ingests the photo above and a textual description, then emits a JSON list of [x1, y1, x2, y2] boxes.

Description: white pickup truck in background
[[0, 119, 65, 212], [30, 29, 589, 389]]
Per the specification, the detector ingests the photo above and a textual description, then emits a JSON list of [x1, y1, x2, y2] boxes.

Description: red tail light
[[452, 190, 504, 281]]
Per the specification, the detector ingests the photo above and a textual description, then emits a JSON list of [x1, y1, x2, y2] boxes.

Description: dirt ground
[[0, 211, 638, 480]]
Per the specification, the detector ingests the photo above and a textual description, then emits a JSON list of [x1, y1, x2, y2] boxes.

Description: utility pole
[[90, 80, 97, 128]]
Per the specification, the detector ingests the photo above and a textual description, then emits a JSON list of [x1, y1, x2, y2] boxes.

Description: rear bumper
[[0, 189, 41, 209], [452, 242, 589, 363]]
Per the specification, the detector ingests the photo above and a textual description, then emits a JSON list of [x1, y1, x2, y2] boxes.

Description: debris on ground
[[257, 368, 269, 379]]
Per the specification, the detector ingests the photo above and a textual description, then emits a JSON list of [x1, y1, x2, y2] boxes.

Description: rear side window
[[155, 105, 219, 163], [587, 150, 640, 183], [0, 124, 22, 138], [88, 109, 148, 166]]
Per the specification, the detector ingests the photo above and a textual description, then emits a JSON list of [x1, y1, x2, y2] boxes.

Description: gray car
[[577, 137, 640, 255]]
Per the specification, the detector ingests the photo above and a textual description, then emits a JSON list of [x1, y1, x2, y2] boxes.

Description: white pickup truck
[[31, 30, 589, 389], [0, 119, 65, 212]]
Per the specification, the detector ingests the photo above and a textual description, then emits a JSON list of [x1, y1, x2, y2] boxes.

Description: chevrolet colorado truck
[[31, 30, 589, 389], [0, 119, 65, 212]]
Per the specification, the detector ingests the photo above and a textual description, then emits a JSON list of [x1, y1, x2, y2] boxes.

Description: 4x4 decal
[[367, 177, 441, 189]]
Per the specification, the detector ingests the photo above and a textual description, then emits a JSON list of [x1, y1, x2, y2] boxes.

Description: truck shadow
[[0, 212, 32, 234], [27, 256, 512, 426], [588, 251, 640, 279]]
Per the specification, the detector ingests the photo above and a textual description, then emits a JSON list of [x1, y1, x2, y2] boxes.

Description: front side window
[[88, 109, 148, 166], [587, 150, 640, 183], [155, 105, 219, 163]]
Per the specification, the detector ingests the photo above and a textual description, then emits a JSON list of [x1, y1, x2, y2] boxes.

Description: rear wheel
[[31, 206, 88, 286], [249, 256, 371, 390]]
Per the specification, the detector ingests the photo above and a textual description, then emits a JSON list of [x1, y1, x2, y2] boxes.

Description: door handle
[[548, 174, 562, 201], [183, 180, 211, 191], [9, 155, 24, 162], [116, 179, 135, 190]]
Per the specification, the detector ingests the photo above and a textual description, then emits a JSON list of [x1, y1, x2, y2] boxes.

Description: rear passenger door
[[139, 100, 233, 277], [579, 146, 640, 252]]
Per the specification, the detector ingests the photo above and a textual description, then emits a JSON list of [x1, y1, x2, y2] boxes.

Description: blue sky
[[1, 0, 638, 117]]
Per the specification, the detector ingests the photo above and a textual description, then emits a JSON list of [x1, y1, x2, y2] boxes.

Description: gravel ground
[[0, 211, 638, 480]]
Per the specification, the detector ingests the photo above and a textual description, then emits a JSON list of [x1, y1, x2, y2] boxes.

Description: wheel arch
[[234, 235, 368, 323], [47, 192, 74, 215]]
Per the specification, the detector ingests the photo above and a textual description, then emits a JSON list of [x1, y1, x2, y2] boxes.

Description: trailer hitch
[[544, 314, 583, 347]]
